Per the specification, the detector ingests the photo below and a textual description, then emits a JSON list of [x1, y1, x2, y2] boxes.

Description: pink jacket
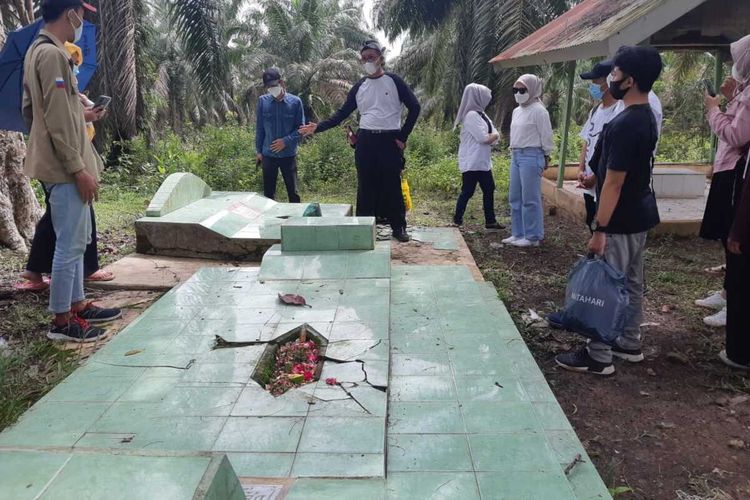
[[708, 97, 749, 173]]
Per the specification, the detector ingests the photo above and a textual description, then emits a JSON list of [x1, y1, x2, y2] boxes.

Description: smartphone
[[702, 79, 716, 97], [93, 95, 112, 110]]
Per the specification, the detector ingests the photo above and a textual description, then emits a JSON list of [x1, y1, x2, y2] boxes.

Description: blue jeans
[[509, 148, 545, 241], [46, 183, 91, 314]]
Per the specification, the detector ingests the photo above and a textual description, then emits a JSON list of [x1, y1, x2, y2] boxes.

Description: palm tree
[[377, 0, 573, 128]]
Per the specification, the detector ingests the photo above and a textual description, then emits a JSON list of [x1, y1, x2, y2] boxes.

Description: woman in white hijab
[[503, 74, 554, 247], [704, 33, 750, 369], [453, 83, 504, 229]]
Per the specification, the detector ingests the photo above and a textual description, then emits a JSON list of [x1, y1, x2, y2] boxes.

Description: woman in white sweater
[[453, 83, 504, 229], [503, 74, 554, 247]]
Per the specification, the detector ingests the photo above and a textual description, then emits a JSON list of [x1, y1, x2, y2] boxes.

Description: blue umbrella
[[0, 20, 97, 133]]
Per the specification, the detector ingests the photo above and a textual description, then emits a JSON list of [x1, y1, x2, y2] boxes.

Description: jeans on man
[[262, 156, 300, 203], [588, 231, 647, 363], [47, 183, 91, 314], [509, 147, 545, 241], [454, 170, 497, 224]]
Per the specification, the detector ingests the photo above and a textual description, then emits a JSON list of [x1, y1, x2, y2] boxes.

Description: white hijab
[[454, 83, 492, 130], [515, 74, 544, 106], [731, 34, 750, 104]]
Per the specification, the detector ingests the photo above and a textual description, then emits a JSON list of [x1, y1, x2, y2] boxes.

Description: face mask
[[607, 74, 630, 100], [514, 93, 530, 105], [267, 86, 282, 98], [364, 62, 379, 76], [732, 64, 743, 84], [73, 65, 80, 76], [588, 83, 604, 100], [69, 10, 83, 43]]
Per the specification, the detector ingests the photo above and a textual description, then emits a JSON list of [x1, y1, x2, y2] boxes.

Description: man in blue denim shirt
[[255, 69, 305, 202]]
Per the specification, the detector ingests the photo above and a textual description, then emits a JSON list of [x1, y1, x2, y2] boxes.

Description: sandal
[[85, 269, 115, 282], [14, 277, 50, 292]]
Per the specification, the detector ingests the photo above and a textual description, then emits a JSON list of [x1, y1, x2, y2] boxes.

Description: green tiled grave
[[410, 226, 461, 250], [0, 242, 610, 498], [136, 173, 353, 260], [281, 216, 376, 251]]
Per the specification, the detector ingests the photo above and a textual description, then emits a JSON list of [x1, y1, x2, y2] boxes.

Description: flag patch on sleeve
[[55, 77, 65, 89]]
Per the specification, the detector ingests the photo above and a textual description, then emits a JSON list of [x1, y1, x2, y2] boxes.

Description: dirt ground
[[462, 211, 750, 499]]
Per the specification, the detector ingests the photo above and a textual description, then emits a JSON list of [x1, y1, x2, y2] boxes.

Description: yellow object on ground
[[402, 178, 412, 212]]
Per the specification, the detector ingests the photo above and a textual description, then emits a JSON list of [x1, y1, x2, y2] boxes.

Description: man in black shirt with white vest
[[300, 40, 421, 242]]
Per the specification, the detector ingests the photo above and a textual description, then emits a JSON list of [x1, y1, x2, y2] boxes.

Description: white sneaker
[[703, 307, 727, 328], [695, 291, 726, 310], [502, 236, 520, 244], [719, 350, 750, 370], [510, 238, 540, 248]]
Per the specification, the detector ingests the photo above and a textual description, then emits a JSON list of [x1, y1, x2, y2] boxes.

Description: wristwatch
[[592, 221, 608, 233]]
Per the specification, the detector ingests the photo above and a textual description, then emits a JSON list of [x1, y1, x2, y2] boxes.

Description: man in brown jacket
[[23, 0, 120, 342]]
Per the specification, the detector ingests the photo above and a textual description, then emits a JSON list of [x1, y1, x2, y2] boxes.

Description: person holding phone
[[22, 0, 121, 342], [704, 33, 750, 369]]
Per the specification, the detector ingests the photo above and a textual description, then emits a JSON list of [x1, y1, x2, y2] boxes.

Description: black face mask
[[608, 75, 631, 100]]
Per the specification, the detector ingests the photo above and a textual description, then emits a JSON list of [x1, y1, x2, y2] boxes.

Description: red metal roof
[[489, 0, 709, 67]]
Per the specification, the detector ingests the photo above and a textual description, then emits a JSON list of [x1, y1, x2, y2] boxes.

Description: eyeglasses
[[512, 88, 528, 94]]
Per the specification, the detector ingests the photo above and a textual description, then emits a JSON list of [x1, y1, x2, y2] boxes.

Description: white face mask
[[514, 93, 530, 105], [364, 62, 379, 76], [69, 10, 83, 43], [267, 86, 283, 98]]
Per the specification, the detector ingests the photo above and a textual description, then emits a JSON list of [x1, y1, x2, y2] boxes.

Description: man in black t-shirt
[[556, 46, 662, 376]]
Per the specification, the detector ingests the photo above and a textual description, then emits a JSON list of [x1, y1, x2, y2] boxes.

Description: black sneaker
[[555, 348, 614, 376], [76, 302, 122, 324], [611, 345, 644, 363], [453, 216, 463, 226], [485, 222, 505, 230], [47, 316, 106, 343], [392, 229, 411, 243]]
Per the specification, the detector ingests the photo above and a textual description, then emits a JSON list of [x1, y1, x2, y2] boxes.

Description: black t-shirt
[[592, 103, 660, 234]]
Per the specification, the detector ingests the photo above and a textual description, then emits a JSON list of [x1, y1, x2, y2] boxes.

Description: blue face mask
[[588, 83, 604, 100], [73, 65, 80, 76]]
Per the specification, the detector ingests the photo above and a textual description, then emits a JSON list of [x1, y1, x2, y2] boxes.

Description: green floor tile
[[43, 373, 135, 403], [159, 386, 243, 417], [213, 417, 304, 453], [0, 402, 110, 448], [226, 452, 295, 477], [387, 401, 465, 434], [533, 402, 575, 431], [291, 453, 384, 477], [179, 362, 255, 384], [286, 479, 385, 500], [391, 354, 451, 376], [544, 430, 589, 464], [231, 386, 311, 417], [386, 472, 480, 500], [328, 321, 389, 341], [0, 451, 69, 500], [117, 375, 178, 402], [450, 350, 517, 377], [475, 470, 577, 500], [298, 417, 385, 454], [387, 434, 473, 472], [335, 304, 390, 324], [461, 401, 540, 433], [309, 386, 386, 417], [565, 460, 612, 499], [391, 331, 448, 354], [468, 433, 560, 472], [454, 376, 529, 403], [39, 453, 212, 500], [389, 376, 457, 402]]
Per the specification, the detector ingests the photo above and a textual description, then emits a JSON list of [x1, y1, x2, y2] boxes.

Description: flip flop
[[85, 270, 115, 282], [14, 278, 50, 292]]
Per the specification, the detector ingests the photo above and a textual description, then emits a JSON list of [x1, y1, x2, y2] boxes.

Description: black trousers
[[354, 131, 406, 232], [26, 191, 99, 276], [262, 156, 301, 203], [454, 170, 496, 224], [725, 249, 750, 365], [584, 193, 597, 232]]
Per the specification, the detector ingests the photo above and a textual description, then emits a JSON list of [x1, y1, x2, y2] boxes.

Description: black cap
[[262, 68, 282, 87], [361, 40, 383, 54], [42, 0, 97, 12], [580, 60, 613, 80]]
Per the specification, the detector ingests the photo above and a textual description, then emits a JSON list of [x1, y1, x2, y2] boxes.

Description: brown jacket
[[22, 30, 102, 184]]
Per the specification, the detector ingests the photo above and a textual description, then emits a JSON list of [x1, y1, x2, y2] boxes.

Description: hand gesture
[[299, 122, 318, 137], [74, 170, 98, 204], [84, 107, 107, 122], [579, 173, 596, 189], [720, 77, 737, 101], [271, 138, 286, 153], [704, 91, 721, 110]]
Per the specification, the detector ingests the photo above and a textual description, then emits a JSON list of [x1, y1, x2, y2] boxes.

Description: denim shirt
[[255, 93, 305, 158]]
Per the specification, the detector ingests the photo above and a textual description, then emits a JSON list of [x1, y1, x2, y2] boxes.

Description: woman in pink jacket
[[704, 33, 750, 369]]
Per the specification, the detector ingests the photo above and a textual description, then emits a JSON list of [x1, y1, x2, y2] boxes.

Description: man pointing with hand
[[299, 40, 421, 242]]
